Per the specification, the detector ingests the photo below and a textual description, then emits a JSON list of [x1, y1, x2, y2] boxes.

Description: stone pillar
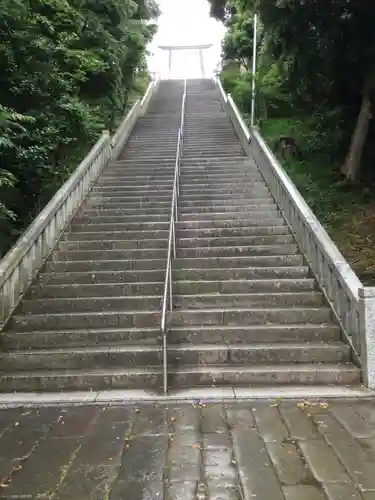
[[199, 49, 205, 78], [359, 287, 375, 389], [168, 49, 172, 79]]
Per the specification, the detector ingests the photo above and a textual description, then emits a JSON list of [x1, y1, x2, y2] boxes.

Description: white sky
[[148, 0, 226, 79]]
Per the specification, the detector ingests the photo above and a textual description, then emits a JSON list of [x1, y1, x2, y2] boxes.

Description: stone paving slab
[[0, 400, 375, 498], [0, 386, 373, 409]]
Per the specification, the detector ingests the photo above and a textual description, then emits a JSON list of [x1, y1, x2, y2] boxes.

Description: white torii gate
[[158, 44, 213, 79]]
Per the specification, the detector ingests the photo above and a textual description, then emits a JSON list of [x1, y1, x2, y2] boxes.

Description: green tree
[[208, 0, 375, 182], [0, 0, 157, 256]]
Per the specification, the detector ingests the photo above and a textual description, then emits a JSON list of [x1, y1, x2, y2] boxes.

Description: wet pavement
[[0, 401, 375, 499]]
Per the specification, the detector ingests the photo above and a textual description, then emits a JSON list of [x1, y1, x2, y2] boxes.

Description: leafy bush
[[0, 0, 157, 257]]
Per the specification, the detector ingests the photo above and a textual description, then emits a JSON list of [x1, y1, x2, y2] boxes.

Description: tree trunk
[[341, 88, 372, 182]]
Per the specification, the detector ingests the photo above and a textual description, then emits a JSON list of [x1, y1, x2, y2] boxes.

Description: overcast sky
[[148, 0, 226, 78]]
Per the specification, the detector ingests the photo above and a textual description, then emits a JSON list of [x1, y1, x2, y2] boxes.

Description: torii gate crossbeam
[[158, 44, 213, 79]]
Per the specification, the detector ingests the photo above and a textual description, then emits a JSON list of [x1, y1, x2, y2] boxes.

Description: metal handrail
[[160, 79, 187, 395]]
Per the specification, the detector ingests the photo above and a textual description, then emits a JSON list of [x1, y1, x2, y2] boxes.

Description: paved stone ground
[[1, 401, 375, 499]]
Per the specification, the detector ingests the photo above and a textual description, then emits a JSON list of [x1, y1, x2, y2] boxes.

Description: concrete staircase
[[0, 80, 184, 392], [0, 79, 360, 393], [167, 79, 360, 388]]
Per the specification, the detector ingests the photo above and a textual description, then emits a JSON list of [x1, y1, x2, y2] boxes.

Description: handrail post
[[162, 329, 168, 395], [359, 287, 375, 389], [160, 79, 187, 395]]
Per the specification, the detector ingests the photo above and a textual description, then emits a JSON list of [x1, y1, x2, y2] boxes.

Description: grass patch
[[260, 117, 375, 282]]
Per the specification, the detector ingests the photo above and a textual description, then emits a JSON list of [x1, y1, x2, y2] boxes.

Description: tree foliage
[[208, 0, 375, 182], [0, 0, 157, 256]]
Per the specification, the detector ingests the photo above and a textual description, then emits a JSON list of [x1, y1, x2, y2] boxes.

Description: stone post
[[199, 49, 204, 78], [168, 49, 172, 79], [359, 287, 375, 389]]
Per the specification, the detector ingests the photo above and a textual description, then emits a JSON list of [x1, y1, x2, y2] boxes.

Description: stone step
[[20, 295, 163, 314], [180, 174, 264, 182], [128, 135, 178, 140], [84, 198, 173, 207], [179, 213, 281, 222], [183, 147, 244, 155], [180, 161, 251, 168], [127, 138, 178, 144], [39, 269, 167, 285], [80, 208, 170, 217], [177, 219, 287, 230], [86, 193, 173, 201], [168, 324, 340, 344], [69, 221, 169, 232], [170, 307, 332, 326], [180, 157, 248, 166], [94, 183, 173, 192], [45, 258, 167, 273], [0, 363, 360, 392], [73, 214, 170, 224], [126, 141, 178, 147], [174, 255, 304, 269], [180, 207, 279, 217], [99, 175, 174, 182], [180, 193, 271, 202], [46, 255, 303, 274], [31, 278, 315, 300], [174, 266, 310, 281], [109, 162, 176, 169], [180, 186, 269, 196], [168, 364, 360, 387], [176, 244, 299, 258], [174, 278, 315, 295], [180, 160, 253, 167], [52, 248, 168, 261], [179, 235, 293, 247], [180, 199, 274, 209], [184, 138, 242, 144], [29, 281, 165, 299], [0, 342, 349, 373], [120, 157, 177, 163], [122, 151, 177, 158], [180, 180, 266, 189], [2, 327, 162, 350], [184, 142, 241, 148], [181, 170, 253, 178], [58, 238, 168, 251], [38, 266, 310, 289], [183, 153, 245, 159], [180, 179, 267, 188], [0, 345, 163, 371], [63, 227, 290, 244], [0, 367, 163, 392], [119, 134, 177, 142], [174, 292, 324, 309], [125, 144, 178, 150], [184, 147, 244, 154], [129, 135, 178, 140], [63, 229, 169, 241], [84, 200, 172, 209], [184, 126, 235, 131], [108, 163, 176, 170], [167, 342, 350, 365], [177, 226, 290, 238], [180, 169, 254, 177], [111, 158, 176, 165], [8, 310, 161, 331], [120, 152, 178, 158], [93, 184, 173, 191]]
